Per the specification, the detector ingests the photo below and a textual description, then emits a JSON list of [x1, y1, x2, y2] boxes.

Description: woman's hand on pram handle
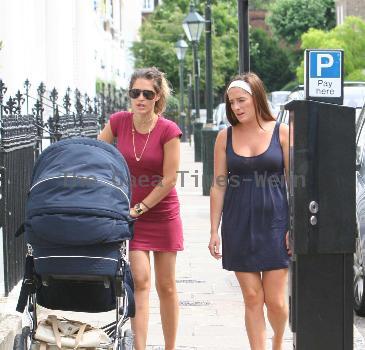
[[130, 202, 149, 218], [130, 207, 140, 218]]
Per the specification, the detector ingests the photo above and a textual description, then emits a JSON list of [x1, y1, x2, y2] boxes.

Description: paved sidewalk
[[1, 141, 365, 349]]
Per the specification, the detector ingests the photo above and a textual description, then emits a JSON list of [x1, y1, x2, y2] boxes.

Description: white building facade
[[142, 0, 162, 15], [0, 0, 143, 98], [0, 0, 144, 297]]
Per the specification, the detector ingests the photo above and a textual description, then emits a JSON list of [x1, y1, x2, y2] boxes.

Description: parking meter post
[[193, 121, 203, 162], [201, 127, 218, 196], [287, 99, 355, 349]]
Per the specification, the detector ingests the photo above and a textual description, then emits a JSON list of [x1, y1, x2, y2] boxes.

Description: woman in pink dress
[[98, 67, 183, 350]]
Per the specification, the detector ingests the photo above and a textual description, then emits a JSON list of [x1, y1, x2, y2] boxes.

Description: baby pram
[[14, 137, 135, 350]]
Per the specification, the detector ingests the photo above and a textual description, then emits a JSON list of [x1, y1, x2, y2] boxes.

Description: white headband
[[227, 80, 252, 95]]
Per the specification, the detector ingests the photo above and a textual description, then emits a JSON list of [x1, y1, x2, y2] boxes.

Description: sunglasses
[[129, 89, 156, 100]]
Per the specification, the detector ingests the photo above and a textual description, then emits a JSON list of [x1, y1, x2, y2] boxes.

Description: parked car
[[286, 85, 305, 102], [344, 82, 365, 121], [191, 109, 207, 124], [277, 81, 365, 124], [268, 91, 291, 117], [286, 82, 365, 106], [213, 103, 229, 127], [272, 85, 303, 123], [276, 105, 289, 124], [344, 82, 365, 109], [354, 100, 365, 316]]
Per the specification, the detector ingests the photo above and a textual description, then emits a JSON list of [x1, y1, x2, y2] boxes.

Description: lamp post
[[205, 0, 213, 125], [183, 1, 205, 161], [201, 0, 218, 195], [187, 73, 193, 143], [182, 1, 205, 122], [175, 38, 188, 142]]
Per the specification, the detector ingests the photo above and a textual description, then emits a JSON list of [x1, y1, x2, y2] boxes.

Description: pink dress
[[109, 111, 183, 251]]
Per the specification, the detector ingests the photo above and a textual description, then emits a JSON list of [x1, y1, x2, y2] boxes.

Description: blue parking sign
[[309, 51, 341, 78], [305, 49, 344, 104]]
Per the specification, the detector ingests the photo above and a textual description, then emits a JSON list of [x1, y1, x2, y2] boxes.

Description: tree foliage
[[249, 0, 275, 10], [250, 28, 293, 91], [267, 0, 336, 45], [131, 0, 240, 105], [164, 95, 179, 122], [296, 16, 365, 82], [131, 0, 295, 106]]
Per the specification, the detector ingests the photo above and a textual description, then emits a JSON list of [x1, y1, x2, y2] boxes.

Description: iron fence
[[0, 79, 127, 296]]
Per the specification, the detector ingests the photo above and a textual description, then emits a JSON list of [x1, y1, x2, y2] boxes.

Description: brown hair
[[129, 67, 171, 115], [224, 72, 274, 127]]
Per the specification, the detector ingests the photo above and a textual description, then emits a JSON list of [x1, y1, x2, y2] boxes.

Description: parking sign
[[304, 49, 344, 105]]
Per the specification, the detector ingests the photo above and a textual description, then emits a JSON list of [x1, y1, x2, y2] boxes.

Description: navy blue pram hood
[[25, 137, 133, 276]]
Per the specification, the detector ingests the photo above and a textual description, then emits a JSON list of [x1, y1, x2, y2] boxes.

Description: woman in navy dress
[[209, 72, 291, 350]]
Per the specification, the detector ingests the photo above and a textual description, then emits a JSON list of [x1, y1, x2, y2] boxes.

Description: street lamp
[[175, 38, 188, 142], [182, 2, 205, 121], [201, 0, 218, 196]]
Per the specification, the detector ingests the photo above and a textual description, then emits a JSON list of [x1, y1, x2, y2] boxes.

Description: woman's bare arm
[[97, 121, 115, 144], [138, 136, 180, 210], [279, 123, 291, 255], [208, 129, 228, 259]]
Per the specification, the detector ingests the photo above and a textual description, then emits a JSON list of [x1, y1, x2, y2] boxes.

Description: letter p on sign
[[317, 54, 334, 77]]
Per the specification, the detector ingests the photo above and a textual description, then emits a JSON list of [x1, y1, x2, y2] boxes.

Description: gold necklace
[[132, 117, 154, 162]]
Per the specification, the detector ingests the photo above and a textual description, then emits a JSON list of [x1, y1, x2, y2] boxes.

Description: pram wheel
[[120, 329, 134, 350], [13, 327, 30, 350]]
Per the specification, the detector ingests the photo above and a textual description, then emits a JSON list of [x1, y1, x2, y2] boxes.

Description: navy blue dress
[[221, 122, 289, 272]]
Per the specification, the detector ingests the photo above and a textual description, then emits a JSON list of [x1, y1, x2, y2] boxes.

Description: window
[[110, 0, 114, 19], [143, 0, 154, 11]]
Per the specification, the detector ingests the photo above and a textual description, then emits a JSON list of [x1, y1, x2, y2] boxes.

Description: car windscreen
[[271, 92, 290, 105], [344, 86, 365, 108]]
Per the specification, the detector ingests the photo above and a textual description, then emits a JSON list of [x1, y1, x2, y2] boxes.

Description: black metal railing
[[0, 79, 36, 296], [0, 79, 127, 296]]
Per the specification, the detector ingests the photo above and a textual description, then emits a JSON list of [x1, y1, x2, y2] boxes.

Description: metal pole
[[192, 41, 200, 120], [180, 61, 184, 114], [201, 0, 218, 195], [205, 0, 213, 124], [179, 60, 186, 141], [187, 73, 193, 142], [238, 0, 250, 74]]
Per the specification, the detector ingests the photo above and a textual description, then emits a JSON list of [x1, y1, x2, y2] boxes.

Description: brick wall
[[347, 0, 365, 18], [249, 9, 270, 33]]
